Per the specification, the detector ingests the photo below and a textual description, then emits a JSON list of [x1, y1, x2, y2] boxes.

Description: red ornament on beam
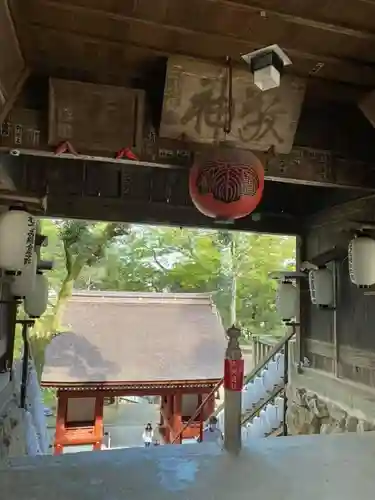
[[189, 149, 264, 220]]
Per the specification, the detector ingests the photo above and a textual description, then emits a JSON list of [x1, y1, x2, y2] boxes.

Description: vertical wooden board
[[160, 57, 227, 143], [0, 0, 26, 123], [49, 79, 145, 153], [0, 108, 48, 150], [160, 56, 306, 154], [359, 90, 375, 129]]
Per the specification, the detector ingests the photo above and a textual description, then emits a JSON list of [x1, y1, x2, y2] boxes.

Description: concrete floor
[[47, 401, 160, 452], [2, 433, 375, 499], [103, 402, 160, 448]]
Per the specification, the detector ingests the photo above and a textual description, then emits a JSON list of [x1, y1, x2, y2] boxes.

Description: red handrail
[[171, 377, 223, 444]]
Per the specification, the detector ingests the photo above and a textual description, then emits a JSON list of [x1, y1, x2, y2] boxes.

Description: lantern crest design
[[196, 162, 260, 204], [189, 149, 264, 220]]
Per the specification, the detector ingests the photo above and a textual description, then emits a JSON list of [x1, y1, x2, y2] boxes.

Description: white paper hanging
[[26, 359, 50, 453], [24, 410, 42, 456]]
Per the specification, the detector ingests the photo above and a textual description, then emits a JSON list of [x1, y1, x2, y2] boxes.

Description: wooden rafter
[[11, 0, 375, 87]]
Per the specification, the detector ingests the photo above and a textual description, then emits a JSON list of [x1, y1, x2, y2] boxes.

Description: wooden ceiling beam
[[359, 90, 375, 130], [39, 0, 375, 45], [15, 0, 375, 86], [46, 194, 302, 236], [219, 0, 375, 41], [0, 0, 29, 124], [21, 22, 375, 88], [225, 0, 375, 34]]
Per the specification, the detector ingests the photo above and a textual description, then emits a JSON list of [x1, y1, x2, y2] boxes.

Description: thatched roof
[[42, 292, 226, 388]]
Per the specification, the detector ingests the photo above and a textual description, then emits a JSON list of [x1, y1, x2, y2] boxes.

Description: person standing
[[198, 416, 223, 444], [142, 423, 153, 448], [152, 425, 162, 446]]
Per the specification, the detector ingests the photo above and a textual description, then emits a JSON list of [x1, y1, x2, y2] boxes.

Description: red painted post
[[223, 326, 243, 454]]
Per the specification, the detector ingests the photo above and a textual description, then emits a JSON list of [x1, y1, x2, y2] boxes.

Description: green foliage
[[76, 226, 295, 340], [26, 220, 295, 379], [28, 219, 128, 379]]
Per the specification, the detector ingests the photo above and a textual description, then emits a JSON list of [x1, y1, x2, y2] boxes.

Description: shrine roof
[[41, 291, 226, 387]]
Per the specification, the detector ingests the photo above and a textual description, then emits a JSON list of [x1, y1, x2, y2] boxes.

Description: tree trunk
[[29, 336, 51, 381], [30, 268, 80, 381], [51, 275, 75, 333]]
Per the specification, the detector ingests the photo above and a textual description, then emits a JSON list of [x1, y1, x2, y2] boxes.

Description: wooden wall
[[301, 195, 375, 387], [0, 0, 28, 125], [0, 279, 17, 373]]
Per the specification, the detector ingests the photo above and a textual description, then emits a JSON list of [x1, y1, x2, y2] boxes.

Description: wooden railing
[[171, 377, 223, 444], [172, 326, 296, 444], [215, 327, 296, 438], [252, 336, 277, 367], [242, 327, 296, 435]]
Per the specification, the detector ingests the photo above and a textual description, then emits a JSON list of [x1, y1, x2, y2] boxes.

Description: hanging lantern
[[189, 149, 264, 220], [348, 235, 375, 287], [276, 280, 298, 322], [24, 273, 48, 319], [11, 252, 37, 299], [0, 208, 36, 273], [265, 403, 279, 431], [308, 267, 334, 307]]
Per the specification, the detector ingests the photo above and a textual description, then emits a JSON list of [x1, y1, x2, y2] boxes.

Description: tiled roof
[[42, 292, 226, 386]]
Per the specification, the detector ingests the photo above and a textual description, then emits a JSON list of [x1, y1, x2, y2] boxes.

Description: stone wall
[[0, 374, 26, 460], [287, 386, 375, 435]]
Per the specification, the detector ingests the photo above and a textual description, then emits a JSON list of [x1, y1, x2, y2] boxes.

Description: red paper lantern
[[189, 149, 264, 220]]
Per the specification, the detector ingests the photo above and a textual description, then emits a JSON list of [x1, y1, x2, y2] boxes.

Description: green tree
[[29, 220, 128, 379], [25, 222, 295, 379], [80, 226, 295, 341]]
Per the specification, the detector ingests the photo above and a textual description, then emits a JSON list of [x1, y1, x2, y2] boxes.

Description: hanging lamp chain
[[224, 56, 233, 135]]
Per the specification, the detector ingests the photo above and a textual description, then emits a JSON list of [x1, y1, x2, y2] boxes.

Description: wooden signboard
[[49, 79, 145, 154], [0, 108, 47, 150], [160, 56, 306, 154]]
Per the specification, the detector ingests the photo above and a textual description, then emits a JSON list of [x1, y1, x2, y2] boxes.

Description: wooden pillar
[[93, 394, 104, 450], [172, 394, 183, 443], [296, 234, 307, 365], [162, 395, 173, 444], [224, 326, 243, 455], [198, 394, 204, 442], [54, 390, 68, 455]]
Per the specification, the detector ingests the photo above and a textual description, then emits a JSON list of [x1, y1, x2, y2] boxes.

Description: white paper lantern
[[274, 396, 284, 422], [252, 375, 265, 404], [262, 359, 278, 393], [0, 209, 36, 273], [11, 252, 37, 299], [259, 408, 270, 435], [217, 411, 224, 431], [309, 268, 333, 306], [24, 273, 48, 318], [251, 416, 262, 437], [242, 386, 250, 412], [274, 353, 285, 385], [276, 280, 298, 321], [243, 379, 260, 411], [265, 403, 279, 431], [348, 236, 375, 287]]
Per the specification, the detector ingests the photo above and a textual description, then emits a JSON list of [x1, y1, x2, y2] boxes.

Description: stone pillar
[[224, 326, 243, 455]]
